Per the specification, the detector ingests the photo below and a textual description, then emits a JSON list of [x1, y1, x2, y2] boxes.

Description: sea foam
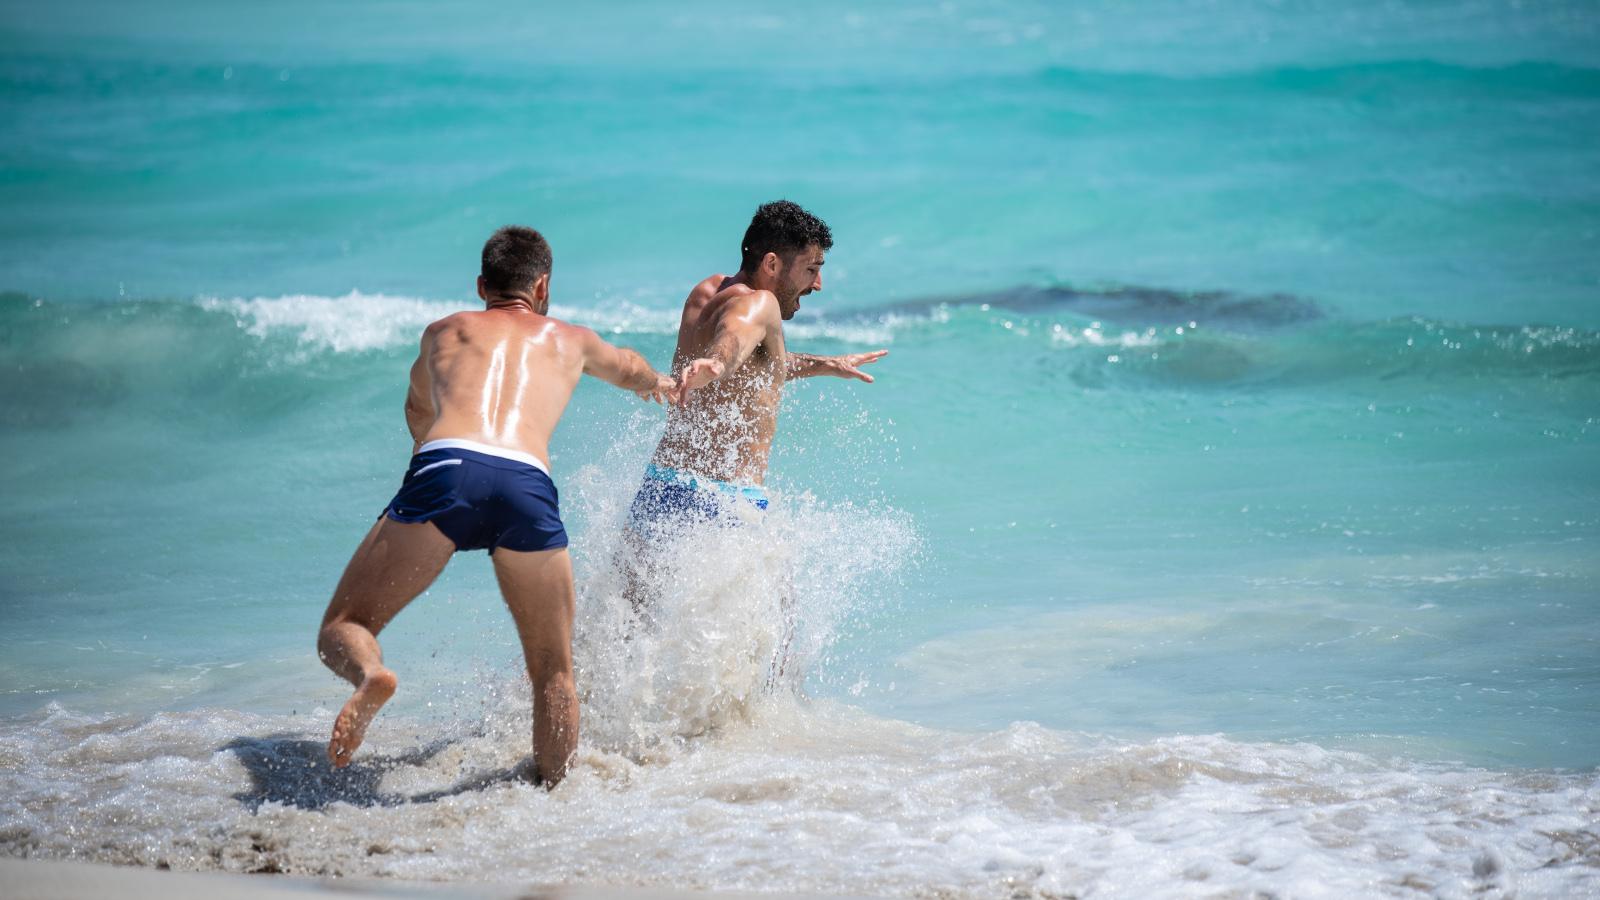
[[196, 292, 901, 358], [1, 700, 1595, 898]]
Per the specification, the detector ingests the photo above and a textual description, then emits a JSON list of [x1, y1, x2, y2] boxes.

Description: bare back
[[320, 273, 667, 779], [651, 275, 787, 483], [408, 309, 589, 469]]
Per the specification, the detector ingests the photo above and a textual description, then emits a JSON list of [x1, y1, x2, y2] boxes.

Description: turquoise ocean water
[[3, 1, 1599, 896]]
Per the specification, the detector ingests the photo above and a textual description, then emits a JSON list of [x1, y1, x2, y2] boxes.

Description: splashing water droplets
[[555, 409, 919, 757]]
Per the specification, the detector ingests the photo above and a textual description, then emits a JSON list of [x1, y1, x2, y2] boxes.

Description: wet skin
[[655, 244, 887, 484], [318, 276, 674, 783]]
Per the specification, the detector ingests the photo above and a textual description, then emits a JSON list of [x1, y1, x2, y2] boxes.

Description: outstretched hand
[[673, 357, 725, 405], [835, 349, 889, 383], [635, 374, 676, 404]]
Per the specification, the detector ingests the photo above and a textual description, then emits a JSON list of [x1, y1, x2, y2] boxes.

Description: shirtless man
[[317, 225, 676, 785], [627, 200, 886, 556]]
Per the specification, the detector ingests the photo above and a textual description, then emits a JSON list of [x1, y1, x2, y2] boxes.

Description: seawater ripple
[[2, 292, 1594, 433], [4, 290, 1594, 370]]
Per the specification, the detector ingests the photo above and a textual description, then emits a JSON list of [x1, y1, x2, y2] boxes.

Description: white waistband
[[417, 438, 550, 475]]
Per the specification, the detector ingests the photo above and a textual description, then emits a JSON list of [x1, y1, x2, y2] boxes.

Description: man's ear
[[762, 252, 782, 276], [533, 273, 550, 303], [477, 276, 488, 300]]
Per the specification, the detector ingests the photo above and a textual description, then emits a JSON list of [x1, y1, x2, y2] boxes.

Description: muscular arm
[[677, 291, 779, 394], [786, 349, 890, 383], [403, 326, 438, 450], [579, 327, 675, 401]]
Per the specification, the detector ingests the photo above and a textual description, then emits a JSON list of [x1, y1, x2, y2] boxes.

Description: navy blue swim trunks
[[382, 439, 567, 554], [627, 463, 769, 529]]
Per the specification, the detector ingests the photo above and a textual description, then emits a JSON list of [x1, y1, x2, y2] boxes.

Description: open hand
[[674, 357, 725, 405], [635, 374, 676, 404], [835, 349, 889, 383]]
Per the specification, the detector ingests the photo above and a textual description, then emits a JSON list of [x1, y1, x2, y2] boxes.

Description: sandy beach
[[0, 858, 873, 900]]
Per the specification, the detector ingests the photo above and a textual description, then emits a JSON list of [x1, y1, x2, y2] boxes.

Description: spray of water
[[558, 411, 920, 757]]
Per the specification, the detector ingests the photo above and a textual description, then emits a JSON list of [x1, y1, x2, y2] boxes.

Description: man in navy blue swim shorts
[[316, 225, 683, 785]]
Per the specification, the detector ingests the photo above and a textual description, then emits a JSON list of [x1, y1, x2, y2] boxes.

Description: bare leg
[[318, 516, 455, 767], [766, 578, 800, 692], [491, 546, 578, 786], [619, 525, 658, 624]]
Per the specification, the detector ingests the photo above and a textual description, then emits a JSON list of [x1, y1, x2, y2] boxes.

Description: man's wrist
[[790, 352, 823, 375]]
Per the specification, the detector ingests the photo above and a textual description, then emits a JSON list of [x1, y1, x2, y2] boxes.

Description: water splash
[[561, 416, 919, 756]]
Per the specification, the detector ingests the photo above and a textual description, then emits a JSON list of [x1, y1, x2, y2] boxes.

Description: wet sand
[[0, 858, 875, 900]]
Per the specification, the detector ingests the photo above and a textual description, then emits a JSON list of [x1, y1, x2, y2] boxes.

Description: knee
[[315, 623, 336, 663], [316, 615, 357, 659]]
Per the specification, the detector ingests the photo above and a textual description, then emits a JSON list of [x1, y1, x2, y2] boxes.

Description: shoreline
[[0, 858, 877, 900]]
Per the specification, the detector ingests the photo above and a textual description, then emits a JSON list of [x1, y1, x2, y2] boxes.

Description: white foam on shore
[[1, 699, 1596, 898]]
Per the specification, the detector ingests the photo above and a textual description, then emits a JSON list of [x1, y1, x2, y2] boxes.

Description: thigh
[[490, 546, 575, 673], [322, 516, 457, 633]]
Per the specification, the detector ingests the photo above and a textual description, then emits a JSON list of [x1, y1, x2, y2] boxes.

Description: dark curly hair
[[739, 200, 832, 274], [481, 225, 552, 294]]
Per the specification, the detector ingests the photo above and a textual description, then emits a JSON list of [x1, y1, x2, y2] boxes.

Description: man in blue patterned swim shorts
[[622, 202, 887, 631]]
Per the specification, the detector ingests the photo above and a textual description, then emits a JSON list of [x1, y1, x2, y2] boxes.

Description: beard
[[777, 289, 802, 320]]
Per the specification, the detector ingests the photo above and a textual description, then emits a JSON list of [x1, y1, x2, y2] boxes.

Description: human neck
[[484, 293, 543, 314], [733, 269, 779, 294]]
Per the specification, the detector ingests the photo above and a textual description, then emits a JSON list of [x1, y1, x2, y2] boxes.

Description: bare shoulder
[[425, 311, 466, 333], [424, 309, 477, 337], [544, 317, 606, 354], [690, 274, 729, 302], [681, 274, 729, 320], [536, 310, 587, 335], [723, 286, 780, 322]]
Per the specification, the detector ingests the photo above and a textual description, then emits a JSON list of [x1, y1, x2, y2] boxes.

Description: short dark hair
[[740, 200, 832, 273], [481, 225, 552, 293]]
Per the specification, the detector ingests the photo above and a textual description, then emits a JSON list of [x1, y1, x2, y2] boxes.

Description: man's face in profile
[[776, 244, 825, 320]]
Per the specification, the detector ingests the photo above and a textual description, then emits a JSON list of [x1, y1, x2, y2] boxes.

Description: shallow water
[[3, 698, 1598, 898], [3, 0, 1599, 896]]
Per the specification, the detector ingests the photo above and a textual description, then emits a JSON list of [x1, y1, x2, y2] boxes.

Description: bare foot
[[327, 668, 397, 767], [515, 758, 545, 787]]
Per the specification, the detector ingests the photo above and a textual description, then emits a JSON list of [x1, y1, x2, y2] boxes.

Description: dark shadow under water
[[875, 283, 1325, 330], [220, 734, 537, 811]]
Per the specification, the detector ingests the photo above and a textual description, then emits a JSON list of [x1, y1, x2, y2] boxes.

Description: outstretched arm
[[676, 291, 778, 400], [786, 349, 889, 383], [578, 328, 675, 403]]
